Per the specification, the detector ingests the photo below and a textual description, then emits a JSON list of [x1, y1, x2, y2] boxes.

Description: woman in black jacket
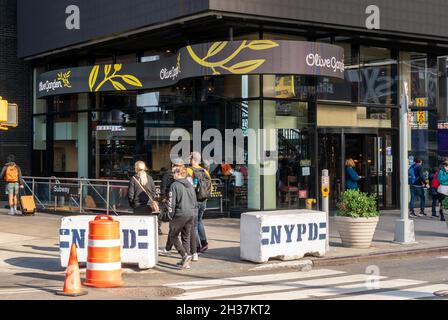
[[128, 161, 159, 214]]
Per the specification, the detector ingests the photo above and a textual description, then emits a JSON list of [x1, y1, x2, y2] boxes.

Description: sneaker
[[441, 216, 446, 222], [179, 255, 192, 269], [7, 209, 14, 216], [409, 212, 418, 218], [192, 253, 199, 262], [419, 211, 427, 216], [199, 244, 208, 253]]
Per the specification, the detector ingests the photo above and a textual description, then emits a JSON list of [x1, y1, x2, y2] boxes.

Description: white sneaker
[[192, 253, 199, 262], [8, 209, 14, 216]]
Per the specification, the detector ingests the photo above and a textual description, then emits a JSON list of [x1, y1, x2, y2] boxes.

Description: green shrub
[[336, 189, 379, 218], [442, 197, 448, 210]]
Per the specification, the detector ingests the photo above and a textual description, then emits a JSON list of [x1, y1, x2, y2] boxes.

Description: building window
[[360, 46, 397, 106]]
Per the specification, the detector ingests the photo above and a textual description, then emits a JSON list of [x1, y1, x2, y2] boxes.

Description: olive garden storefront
[[33, 39, 407, 213]]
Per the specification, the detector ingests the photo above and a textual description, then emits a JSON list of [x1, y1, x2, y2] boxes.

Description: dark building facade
[[0, 0, 32, 175], [15, 0, 448, 213]]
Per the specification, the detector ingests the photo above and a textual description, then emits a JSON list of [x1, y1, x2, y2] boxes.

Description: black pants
[[437, 193, 446, 218], [168, 215, 194, 257]]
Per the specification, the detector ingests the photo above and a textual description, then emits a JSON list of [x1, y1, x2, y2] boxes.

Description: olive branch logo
[[57, 71, 72, 88], [186, 40, 279, 75], [88, 64, 143, 92]]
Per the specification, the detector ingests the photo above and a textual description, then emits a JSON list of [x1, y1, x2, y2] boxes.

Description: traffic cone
[[56, 244, 87, 297]]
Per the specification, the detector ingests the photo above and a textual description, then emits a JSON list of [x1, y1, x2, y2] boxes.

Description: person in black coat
[[128, 161, 159, 214]]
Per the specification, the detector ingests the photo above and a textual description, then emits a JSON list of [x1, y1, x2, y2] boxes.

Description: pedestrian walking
[[159, 158, 184, 255], [409, 158, 428, 217], [128, 161, 159, 214], [429, 167, 442, 218], [187, 151, 212, 254], [436, 161, 448, 221], [345, 158, 360, 191], [0, 155, 24, 215], [166, 165, 198, 269]]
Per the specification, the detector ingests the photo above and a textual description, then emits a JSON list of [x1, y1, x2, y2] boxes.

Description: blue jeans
[[409, 185, 425, 212], [195, 200, 208, 247]]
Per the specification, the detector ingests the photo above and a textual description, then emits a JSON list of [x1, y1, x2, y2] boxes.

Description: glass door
[[345, 134, 379, 199], [318, 133, 343, 209]]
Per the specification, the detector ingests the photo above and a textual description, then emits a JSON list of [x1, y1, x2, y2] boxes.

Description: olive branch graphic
[[88, 64, 143, 92], [186, 40, 279, 75], [57, 71, 72, 88]]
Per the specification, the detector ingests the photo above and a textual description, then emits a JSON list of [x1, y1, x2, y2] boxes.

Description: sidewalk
[[157, 209, 448, 273], [0, 208, 446, 280]]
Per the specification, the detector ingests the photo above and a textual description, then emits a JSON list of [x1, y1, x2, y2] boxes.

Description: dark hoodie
[[167, 178, 198, 218]]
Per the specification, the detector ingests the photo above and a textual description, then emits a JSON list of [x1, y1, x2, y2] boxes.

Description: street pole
[[322, 169, 330, 251], [394, 81, 416, 244]]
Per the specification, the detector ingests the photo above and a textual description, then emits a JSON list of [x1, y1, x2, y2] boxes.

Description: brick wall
[[0, 0, 32, 176]]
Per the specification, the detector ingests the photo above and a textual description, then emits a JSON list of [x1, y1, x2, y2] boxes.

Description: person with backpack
[[436, 161, 448, 222], [187, 151, 212, 255], [1, 155, 24, 216], [166, 164, 198, 269], [408, 158, 428, 218]]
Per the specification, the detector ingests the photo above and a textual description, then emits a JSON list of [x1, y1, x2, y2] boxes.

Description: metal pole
[[394, 82, 416, 244], [106, 181, 110, 215], [79, 181, 83, 214], [322, 169, 330, 251]]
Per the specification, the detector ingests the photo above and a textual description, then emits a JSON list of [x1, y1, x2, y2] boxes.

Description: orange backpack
[[5, 165, 19, 183]]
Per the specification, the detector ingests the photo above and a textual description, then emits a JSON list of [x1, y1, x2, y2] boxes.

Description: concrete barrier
[[240, 210, 327, 263], [60, 215, 158, 269]]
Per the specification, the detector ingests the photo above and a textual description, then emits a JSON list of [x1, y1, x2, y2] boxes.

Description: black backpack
[[192, 167, 212, 201]]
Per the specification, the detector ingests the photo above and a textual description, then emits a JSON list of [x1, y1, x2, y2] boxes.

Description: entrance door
[[345, 134, 379, 197], [318, 129, 397, 210]]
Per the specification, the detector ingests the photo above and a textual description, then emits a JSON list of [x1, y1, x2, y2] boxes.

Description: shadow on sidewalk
[[22, 245, 59, 252], [5, 257, 64, 272], [14, 272, 65, 283]]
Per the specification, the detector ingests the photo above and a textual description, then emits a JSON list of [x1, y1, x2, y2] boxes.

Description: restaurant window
[[360, 46, 397, 105]]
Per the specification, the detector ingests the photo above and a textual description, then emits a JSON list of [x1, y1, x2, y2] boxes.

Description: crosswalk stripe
[[438, 256, 448, 259], [174, 274, 385, 300], [330, 284, 448, 300], [0, 287, 59, 295], [167, 269, 345, 291], [228, 278, 425, 300]]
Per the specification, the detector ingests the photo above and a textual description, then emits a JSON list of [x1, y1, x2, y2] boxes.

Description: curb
[[311, 246, 448, 267]]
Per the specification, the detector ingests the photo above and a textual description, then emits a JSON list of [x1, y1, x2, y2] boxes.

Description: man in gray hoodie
[[167, 165, 198, 269]]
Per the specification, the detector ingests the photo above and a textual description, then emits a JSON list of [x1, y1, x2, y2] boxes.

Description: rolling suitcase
[[19, 188, 36, 215]]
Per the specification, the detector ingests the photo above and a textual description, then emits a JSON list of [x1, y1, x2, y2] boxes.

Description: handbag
[[133, 176, 159, 214], [437, 184, 448, 196]]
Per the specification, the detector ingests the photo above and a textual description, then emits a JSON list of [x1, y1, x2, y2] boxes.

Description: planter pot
[[335, 216, 379, 249]]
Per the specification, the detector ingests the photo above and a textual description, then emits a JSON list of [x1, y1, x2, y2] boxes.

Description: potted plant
[[335, 189, 380, 249]]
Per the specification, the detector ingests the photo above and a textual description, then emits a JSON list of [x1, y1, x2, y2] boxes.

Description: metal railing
[[22, 176, 224, 215]]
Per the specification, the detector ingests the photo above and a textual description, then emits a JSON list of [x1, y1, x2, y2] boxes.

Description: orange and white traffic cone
[[56, 243, 87, 297]]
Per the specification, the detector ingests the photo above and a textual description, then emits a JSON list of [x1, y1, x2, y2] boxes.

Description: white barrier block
[[240, 210, 327, 263], [60, 216, 158, 269]]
